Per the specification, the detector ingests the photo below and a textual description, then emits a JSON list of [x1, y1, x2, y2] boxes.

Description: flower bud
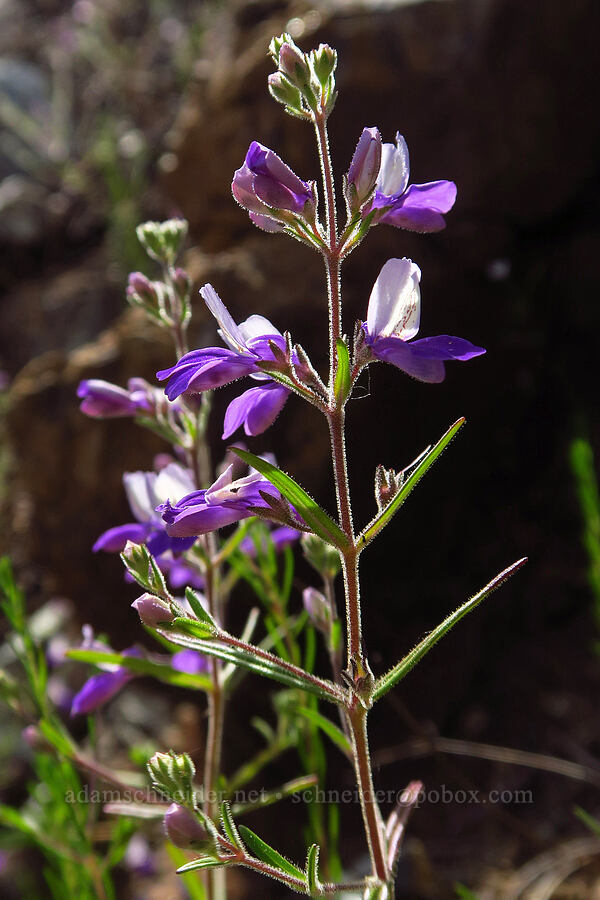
[[171, 267, 192, 302], [77, 379, 142, 419], [163, 803, 209, 848], [267, 72, 302, 110], [136, 218, 188, 264], [278, 42, 310, 87], [347, 127, 382, 212], [303, 587, 332, 639], [131, 593, 174, 627], [22, 725, 49, 751], [311, 44, 337, 85], [301, 534, 341, 579]]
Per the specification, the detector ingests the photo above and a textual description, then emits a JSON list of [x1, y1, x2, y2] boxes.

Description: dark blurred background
[[1, 0, 600, 896]]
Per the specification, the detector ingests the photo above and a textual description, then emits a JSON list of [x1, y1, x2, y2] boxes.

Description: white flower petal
[[376, 134, 410, 197], [200, 284, 247, 353], [366, 258, 421, 340], [153, 463, 195, 506], [238, 314, 281, 342], [123, 471, 157, 522]]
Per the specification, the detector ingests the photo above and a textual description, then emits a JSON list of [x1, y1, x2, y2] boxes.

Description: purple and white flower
[[346, 126, 382, 209], [363, 258, 485, 383], [232, 141, 315, 231], [359, 131, 456, 233], [159, 464, 294, 538], [157, 285, 291, 439], [93, 462, 197, 557]]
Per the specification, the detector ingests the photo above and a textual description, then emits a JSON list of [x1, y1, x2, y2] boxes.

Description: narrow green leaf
[[359, 418, 466, 547], [231, 775, 318, 816], [38, 720, 77, 757], [220, 801, 244, 850], [237, 825, 306, 883], [184, 589, 216, 627], [177, 857, 227, 874], [172, 616, 217, 639], [158, 625, 341, 704], [373, 558, 527, 702], [574, 805, 600, 836], [334, 339, 350, 403], [305, 843, 321, 895], [229, 447, 350, 550], [66, 648, 212, 692], [289, 705, 351, 756]]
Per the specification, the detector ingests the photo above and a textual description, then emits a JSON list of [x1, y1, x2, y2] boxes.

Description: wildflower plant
[[1, 34, 526, 899]]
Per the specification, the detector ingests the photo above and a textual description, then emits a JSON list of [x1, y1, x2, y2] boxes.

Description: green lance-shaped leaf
[[220, 801, 244, 851], [359, 418, 465, 547], [229, 447, 350, 551], [373, 558, 527, 702], [158, 621, 344, 705], [305, 843, 322, 895], [177, 857, 229, 874], [237, 824, 307, 883], [288, 704, 351, 756], [334, 338, 351, 403], [184, 588, 216, 628]]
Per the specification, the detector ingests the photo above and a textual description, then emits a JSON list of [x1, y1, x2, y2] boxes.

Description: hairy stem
[[315, 107, 390, 887]]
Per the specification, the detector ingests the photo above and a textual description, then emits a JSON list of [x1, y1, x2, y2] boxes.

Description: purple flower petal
[[372, 337, 447, 383], [378, 181, 457, 233], [223, 382, 290, 439], [77, 379, 140, 418], [157, 348, 258, 399], [171, 650, 209, 675], [93, 523, 151, 553], [70, 648, 142, 716], [408, 335, 486, 361]]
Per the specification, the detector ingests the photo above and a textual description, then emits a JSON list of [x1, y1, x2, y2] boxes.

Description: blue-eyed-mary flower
[[232, 141, 315, 231], [362, 258, 485, 383], [159, 464, 300, 538], [93, 462, 197, 557], [365, 131, 456, 233], [157, 284, 291, 439]]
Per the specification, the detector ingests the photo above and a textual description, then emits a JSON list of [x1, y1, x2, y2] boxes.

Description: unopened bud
[[278, 42, 310, 86], [301, 534, 341, 579], [347, 127, 382, 211], [164, 803, 209, 848], [136, 218, 188, 264], [374, 464, 401, 511], [171, 267, 191, 301], [303, 587, 332, 638], [132, 593, 174, 627], [311, 44, 337, 85], [268, 72, 302, 109], [22, 725, 49, 751]]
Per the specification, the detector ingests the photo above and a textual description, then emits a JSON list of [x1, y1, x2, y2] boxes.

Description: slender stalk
[[314, 104, 390, 888]]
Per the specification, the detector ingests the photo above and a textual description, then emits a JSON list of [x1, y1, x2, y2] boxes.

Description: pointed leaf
[[184, 589, 216, 627], [359, 418, 465, 547], [229, 447, 350, 550], [305, 843, 321, 895], [158, 625, 342, 704], [177, 857, 228, 874], [373, 558, 527, 702], [220, 801, 244, 851], [334, 339, 351, 403], [237, 825, 306, 883], [288, 705, 351, 756], [231, 775, 318, 816]]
